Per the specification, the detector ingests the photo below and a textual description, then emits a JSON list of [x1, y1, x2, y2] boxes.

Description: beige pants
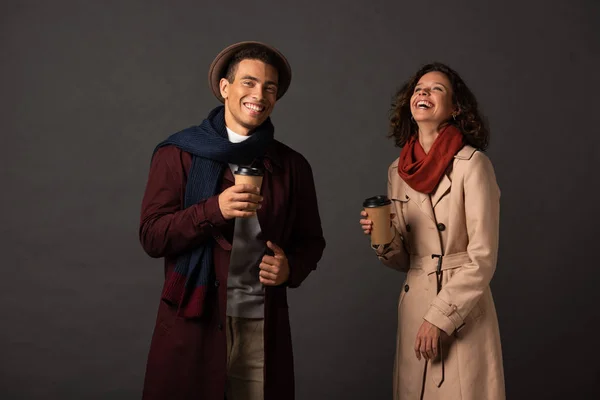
[[225, 316, 264, 400]]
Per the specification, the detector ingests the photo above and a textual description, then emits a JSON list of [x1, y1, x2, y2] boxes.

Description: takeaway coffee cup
[[363, 195, 393, 246], [234, 166, 264, 192]]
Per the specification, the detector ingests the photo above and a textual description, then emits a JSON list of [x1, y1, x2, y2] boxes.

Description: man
[[139, 41, 325, 400]]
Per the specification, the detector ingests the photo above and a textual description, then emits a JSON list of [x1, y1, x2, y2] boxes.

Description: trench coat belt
[[409, 251, 471, 388], [410, 252, 471, 275]]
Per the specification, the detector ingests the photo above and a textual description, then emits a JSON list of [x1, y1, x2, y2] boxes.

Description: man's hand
[[414, 320, 445, 361], [218, 184, 263, 220], [259, 241, 290, 286]]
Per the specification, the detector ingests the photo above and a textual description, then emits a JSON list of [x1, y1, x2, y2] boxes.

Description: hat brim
[[208, 41, 292, 103]]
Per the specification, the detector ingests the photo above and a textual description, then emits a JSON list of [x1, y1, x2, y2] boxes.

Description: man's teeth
[[244, 103, 264, 112]]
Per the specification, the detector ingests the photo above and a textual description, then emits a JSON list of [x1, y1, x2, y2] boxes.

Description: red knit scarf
[[398, 125, 465, 194]]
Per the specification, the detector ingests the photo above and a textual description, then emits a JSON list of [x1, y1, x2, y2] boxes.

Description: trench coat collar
[[393, 145, 478, 220]]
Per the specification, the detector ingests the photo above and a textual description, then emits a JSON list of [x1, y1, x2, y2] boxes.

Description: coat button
[[437, 223, 446, 231], [404, 284, 409, 292], [406, 224, 411, 232], [214, 280, 220, 287]]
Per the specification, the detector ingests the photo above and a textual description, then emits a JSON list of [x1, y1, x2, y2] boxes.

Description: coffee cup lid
[[363, 195, 391, 207], [234, 166, 264, 176]]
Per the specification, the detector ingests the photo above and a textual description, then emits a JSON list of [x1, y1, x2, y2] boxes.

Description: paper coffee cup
[[234, 166, 264, 192], [363, 195, 393, 245]]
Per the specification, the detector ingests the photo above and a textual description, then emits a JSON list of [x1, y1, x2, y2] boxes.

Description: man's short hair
[[224, 46, 280, 83]]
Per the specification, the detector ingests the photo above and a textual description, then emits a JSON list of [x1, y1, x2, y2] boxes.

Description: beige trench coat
[[374, 145, 505, 400]]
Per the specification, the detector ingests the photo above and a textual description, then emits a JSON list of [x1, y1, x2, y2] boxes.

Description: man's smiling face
[[220, 59, 279, 135]]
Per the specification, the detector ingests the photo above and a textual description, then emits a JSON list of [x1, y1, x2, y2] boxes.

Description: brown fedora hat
[[208, 41, 292, 102]]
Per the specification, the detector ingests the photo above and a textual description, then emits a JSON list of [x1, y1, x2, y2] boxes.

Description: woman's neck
[[417, 123, 441, 153]]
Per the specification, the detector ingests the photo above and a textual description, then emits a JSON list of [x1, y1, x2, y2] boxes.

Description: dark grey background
[[2, 0, 599, 399]]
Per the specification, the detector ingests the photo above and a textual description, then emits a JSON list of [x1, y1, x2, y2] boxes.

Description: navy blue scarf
[[152, 105, 274, 315]]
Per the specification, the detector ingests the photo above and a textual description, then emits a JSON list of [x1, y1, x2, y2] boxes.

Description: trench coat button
[[214, 280, 220, 287], [437, 223, 446, 231], [406, 224, 411, 232], [404, 284, 409, 292]]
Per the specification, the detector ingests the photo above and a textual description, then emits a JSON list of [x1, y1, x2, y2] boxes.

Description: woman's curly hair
[[389, 62, 490, 150]]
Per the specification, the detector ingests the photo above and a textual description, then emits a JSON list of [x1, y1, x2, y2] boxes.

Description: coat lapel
[[404, 182, 436, 224], [391, 162, 437, 224], [430, 146, 477, 209], [430, 173, 452, 209]]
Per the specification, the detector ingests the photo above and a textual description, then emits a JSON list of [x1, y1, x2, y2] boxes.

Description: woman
[[360, 63, 505, 399]]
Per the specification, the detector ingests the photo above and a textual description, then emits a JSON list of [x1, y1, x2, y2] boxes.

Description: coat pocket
[[155, 300, 178, 338]]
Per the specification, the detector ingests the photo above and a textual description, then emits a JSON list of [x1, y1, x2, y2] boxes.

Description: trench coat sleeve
[[373, 165, 410, 272], [285, 157, 326, 288], [139, 145, 229, 258], [374, 231, 409, 272], [424, 152, 500, 335]]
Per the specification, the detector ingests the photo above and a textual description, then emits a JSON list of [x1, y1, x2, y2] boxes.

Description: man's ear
[[219, 78, 230, 100]]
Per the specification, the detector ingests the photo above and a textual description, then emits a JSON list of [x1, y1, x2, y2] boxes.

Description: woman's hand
[[414, 320, 445, 361], [359, 210, 373, 235], [360, 210, 395, 235]]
